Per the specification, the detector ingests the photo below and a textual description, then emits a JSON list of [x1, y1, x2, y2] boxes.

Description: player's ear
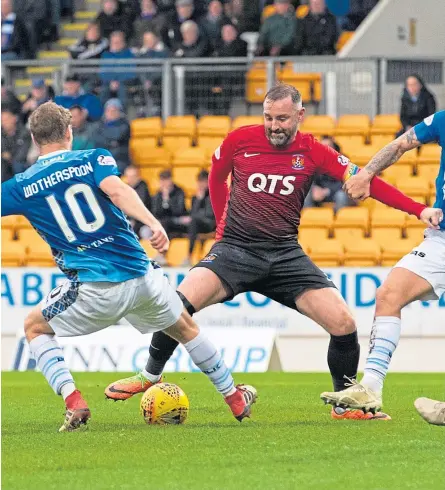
[[297, 106, 306, 124]]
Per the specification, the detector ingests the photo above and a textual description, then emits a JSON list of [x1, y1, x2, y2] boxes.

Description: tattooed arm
[[363, 127, 422, 177], [343, 128, 422, 200]]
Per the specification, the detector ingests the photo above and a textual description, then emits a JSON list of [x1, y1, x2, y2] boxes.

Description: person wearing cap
[[21, 79, 53, 124], [94, 98, 131, 173], [55, 74, 104, 122], [256, 0, 297, 56], [161, 0, 202, 51]]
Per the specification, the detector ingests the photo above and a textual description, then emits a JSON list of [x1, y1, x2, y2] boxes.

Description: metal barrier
[[2, 56, 444, 119]]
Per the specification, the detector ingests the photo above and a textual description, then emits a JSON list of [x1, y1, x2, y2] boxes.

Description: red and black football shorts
[[193, 239, 336, 310]]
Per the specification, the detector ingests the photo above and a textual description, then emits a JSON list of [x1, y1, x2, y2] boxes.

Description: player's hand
[[343, 171, 373, 201], [149, 223, 170, 254], [420, 208, 444, 229]]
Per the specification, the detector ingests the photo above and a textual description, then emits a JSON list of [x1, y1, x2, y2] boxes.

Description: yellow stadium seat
[[2, 241, 26, 266], [296, 4, 309, 18], [309, 239, 344, 267], [246, 64, 268, 104], [370, 114, 401, 136], [262, 5, 276, 20], [334, 228, 366, 245], [297, 238, 311, 255], [162, 136, 193, 153], [26, 241, 56, 267], [418, 144, 441, 165], [336, 31, 354, 51], [131, 146, 172, 167], [397, 149, 417, 166], [196, 137, 224, 156], [15, 216, 33, 230], [381, 239, 417, 267], [417, 164, 440, 184], [396, 176, 430, 203], [300, 115, 336, 138], [371, 208, 407, 229], [344, 239, 380, 266], [18, 228, 47, 250], [139, 166, 170, 192], [405, 225, 425, 242], [166, 238, 189, 267], [334, 136, 368, 156], [2, 229, 14, 242], [2, 215, 18, 233], [381, 164, 413, 184], [172, 167, 200, 197], [278, 68, 322, 103], [371, 228, 404, 248], [172, 147, 207, 167], [140, 239, 158, 259], [335, 115, 370, 142], [334, 207, 369, 232], [197, 116, 231, 137], [300, 207, 334, 230], [348, 145, 379, 166], [232, 116, 263, 129], [369, 134, 395, 148], [131, 117, 162, 140], [163, 115, 196, 138], [298, 228, 330, 246]]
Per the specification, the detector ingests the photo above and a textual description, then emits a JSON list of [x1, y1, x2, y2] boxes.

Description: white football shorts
[[394, 228, 445, 300], [40, 262, 183, 337]]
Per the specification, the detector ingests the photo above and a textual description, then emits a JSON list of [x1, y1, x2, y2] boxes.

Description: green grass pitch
[[2, 372, 444, 490]]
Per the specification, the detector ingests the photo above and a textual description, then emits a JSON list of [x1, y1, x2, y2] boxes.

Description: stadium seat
[[197, 116, 231, 138], [26, 241, 56, 267], [397, 149, 417, 166], [300, 115, 336, 138], [246, 63, 268, 104], [278, 69, 319, 103], [300, 207, 334, 231], [38, 51, 70, 60], [417, 164, 440, 183], [380, 239, 417, 266], [1, 215, 18, 233], [396, 176, 430, 203], [261, 4, 276, 20], [309, 239, 344, 267], [370, 114, 401, 136], [296, 5, 309, 18], [196, 137, 224, 156], [371, 208, 407, 229], [139, 166, 170, 192], [335, 115, 370, 142], [372, 228, 404, 248], [334, 207, 369, 233], [166, 238, 189, 266], [232, 116, 263, 129], [418, 144, 442, 165], [140, 239, 158, 259], [15, 216, 33, 231], [405, 215, 426, 241], [162, 136, 194, 153], [2, 241, 26, 267], [369, 134, 395, 148], [18, 228, 48, 250], [334, 137, 369, 156], [336, 31, 354, 51], [131, 146, 171, 167], [172, 167, 200, 197], [131, 117, 162, 142], [298, 228, 330, 246], [172, 147, 207, 167], [344, 239, 381, 266], [334, 228, 366, 245], [381, 164, 413, 184], [162, 116, 196, 150], [348, 145, 380, 166], [2, 229, 14, 242]]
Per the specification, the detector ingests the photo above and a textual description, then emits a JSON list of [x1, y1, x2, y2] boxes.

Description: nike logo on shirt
[[244, 153, 260, 158]]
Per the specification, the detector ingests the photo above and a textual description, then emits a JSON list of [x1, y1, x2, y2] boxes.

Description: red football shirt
[[210, 125, 426, 242]]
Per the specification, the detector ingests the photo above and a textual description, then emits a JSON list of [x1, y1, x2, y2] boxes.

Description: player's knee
[[166, 310, 199, 344], [329, 308, 356, 336], [376, 284, 402, 313]]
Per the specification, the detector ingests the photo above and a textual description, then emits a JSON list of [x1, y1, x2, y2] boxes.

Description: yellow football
[[140, 383, 189, 425]]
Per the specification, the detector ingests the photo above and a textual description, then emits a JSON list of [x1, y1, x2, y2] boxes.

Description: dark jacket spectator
[[295, 0, 338, 55], [94, 98, 131, 172], [214, 23, 248, 57], [174, 20, 211, 57], [199, 0, 230, 50], [226, 0, 261, 34], [256, 0, 297, 56], [1, 79, 22, 115], [340, 0, 379, 31], [21, 79, 53, 124], [137, 32, 169, 83], [132, 0, 167, 45], [95, 0, 131, 39], [124, 165, 152, 237], [68, 23, 109, 60], [162, 0, 202, 51], [70, 106, 97, 151], [399, 75, 437, 133], [55, 74, 103, 121], [1, 108, 32, 179], [1, 0, 31, 60]]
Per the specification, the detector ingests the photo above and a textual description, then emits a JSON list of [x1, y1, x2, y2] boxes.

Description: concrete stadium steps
[[62, 22, 90, 39], [26, 66, 60, 76], [38, 50, 70, 60], [75, 10, 97, 20]]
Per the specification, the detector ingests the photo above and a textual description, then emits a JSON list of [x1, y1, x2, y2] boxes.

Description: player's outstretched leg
[[25, 306, 90, 432], [164, 310, 257, 422], [320, 267, 434, 414], [414, 398, 445, 426]]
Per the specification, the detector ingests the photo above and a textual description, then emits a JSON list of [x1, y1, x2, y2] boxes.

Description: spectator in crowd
[[398, 74, 437, 137], [94, 98, 131, 172], [214, 22, 247, 56], [151, 169, 189, 239], [174, 20, 210, 57], [132, 0, 167, 45], [96, 0, 131, 40], [295, 0, 338, 55], [225, 0, 261, 34], [304, 136, 354, 212], [1, 0, 31, 60], [162, 0, 201, 51], [256, 0, 297, 56], [14, 0, 49, 57], [70, 105, 97, 151], [137, 31, 169, 116], [183, 170, 216, 266], [199, 0, 230, 51], [1, 78, 22, 115], [68, 23, 110, 60], [55, 74, 103, 121], [123, 165, 152, 237], [1, 107, 32, 180], [100, 30, 137, 108], [21, 79, 53, 124], [337, 0, 379, 31]]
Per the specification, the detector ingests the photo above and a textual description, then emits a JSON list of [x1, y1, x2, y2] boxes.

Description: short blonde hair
[[29, 101, 72, 146]]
